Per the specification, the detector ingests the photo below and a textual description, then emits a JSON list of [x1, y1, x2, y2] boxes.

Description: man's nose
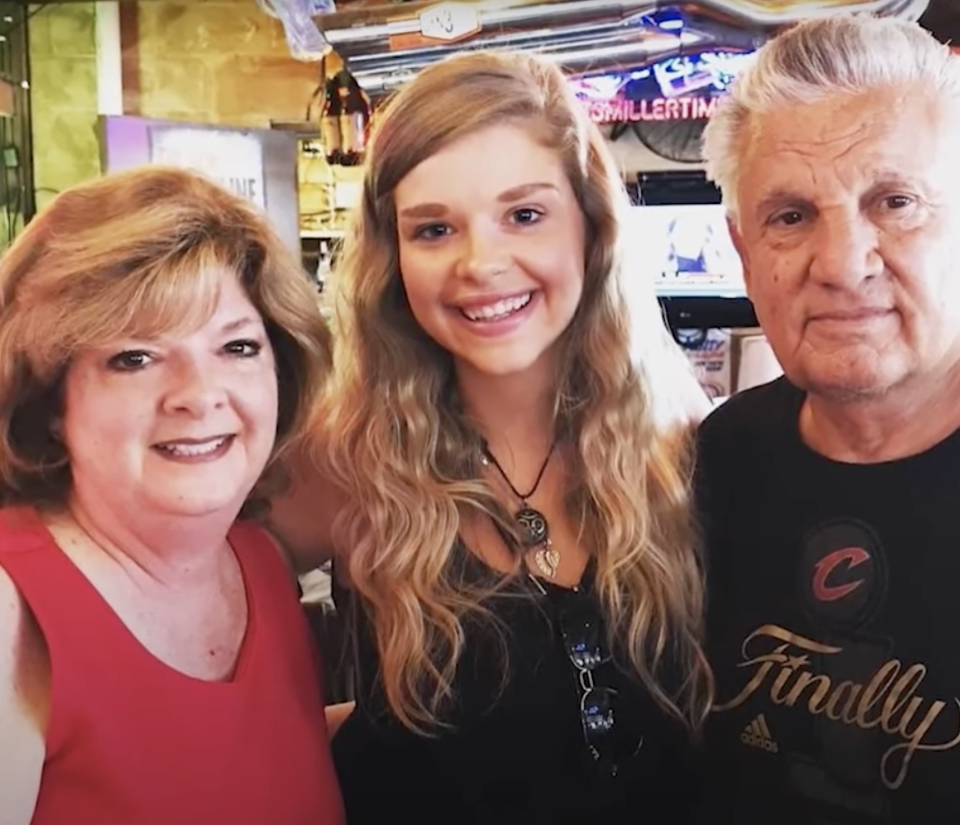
[[809, 212, 883, 289]]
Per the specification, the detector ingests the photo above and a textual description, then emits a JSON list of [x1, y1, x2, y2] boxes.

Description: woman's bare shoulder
[[0, 563, 21, 668], [0, 564, 29, 682], [0, 564, 47, 825]]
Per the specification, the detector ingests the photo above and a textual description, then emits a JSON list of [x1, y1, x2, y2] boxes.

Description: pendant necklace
[[480, 439, 559, 578]]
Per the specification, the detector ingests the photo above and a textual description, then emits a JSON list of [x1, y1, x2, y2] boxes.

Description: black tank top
[[330, 549, 703, 824]]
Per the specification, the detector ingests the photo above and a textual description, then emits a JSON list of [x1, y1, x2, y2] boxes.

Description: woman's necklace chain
[[480, 439, 559, 578]]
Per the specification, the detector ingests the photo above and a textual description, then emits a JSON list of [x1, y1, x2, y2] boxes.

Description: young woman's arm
[[324, 701, 356, 738], [267, 446, 348, 575]]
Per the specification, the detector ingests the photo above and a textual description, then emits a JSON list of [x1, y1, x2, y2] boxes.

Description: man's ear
[[727, 214, 753, 296]]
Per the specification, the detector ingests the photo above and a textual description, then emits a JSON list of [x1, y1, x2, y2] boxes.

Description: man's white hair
[[702, 14, 960, 221]]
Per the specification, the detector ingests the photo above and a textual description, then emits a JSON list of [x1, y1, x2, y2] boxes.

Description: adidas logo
[[740, 713, 779, 753]]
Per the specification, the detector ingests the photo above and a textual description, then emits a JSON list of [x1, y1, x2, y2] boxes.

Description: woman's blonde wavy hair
[[320, 50, 712, 733]]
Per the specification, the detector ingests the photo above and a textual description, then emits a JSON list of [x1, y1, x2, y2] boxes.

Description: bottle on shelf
[[337, 70, 371, 167], [319, 74, 344, 166], [315, 240, 332, 293]]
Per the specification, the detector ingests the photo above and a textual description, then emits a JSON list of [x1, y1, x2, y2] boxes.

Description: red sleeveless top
[[0, 506, 344, 825]]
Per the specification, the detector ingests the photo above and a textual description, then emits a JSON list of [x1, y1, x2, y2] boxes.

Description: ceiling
[[28, 0, 960, 44], [305, 0, 960, 97]]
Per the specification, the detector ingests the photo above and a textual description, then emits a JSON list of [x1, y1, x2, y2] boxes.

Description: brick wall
[[28, 2, 100, 211]]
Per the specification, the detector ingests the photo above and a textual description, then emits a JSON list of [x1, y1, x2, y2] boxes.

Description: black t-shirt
[[696, 377, 960, 824], [330, 553, 700, 825]]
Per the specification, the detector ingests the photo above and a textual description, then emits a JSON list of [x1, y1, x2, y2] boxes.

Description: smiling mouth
[[153, 436, 233, 458], [459, 292, 532, 322]]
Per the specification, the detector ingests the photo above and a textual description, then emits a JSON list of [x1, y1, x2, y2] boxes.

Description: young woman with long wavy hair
[[272, 49, 713, 824]]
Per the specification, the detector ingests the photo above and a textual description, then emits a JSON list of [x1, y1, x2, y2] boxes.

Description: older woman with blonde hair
[[0, 166, 344, 824], [273, 49, 712, 823]]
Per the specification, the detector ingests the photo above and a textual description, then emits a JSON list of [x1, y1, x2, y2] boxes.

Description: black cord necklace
[[480, 439, 559, 578]]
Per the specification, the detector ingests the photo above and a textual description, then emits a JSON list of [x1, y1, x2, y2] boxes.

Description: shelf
[[300, 228, 346, 239]]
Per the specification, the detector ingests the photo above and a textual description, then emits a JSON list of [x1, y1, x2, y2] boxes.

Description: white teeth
[[157, 437, 228, 457], [461, 292, 532, 321]]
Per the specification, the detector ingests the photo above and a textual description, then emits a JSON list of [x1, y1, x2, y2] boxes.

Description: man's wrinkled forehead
[[737, 86, 959, 213]]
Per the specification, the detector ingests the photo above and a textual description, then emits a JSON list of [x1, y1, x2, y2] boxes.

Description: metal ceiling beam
[[311, 0, 930, 95]]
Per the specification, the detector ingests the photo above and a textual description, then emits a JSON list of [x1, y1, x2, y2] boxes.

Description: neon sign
[[571, 49, 755, 125], [653, 51, 755, 98], [585, 95, 720, 124]]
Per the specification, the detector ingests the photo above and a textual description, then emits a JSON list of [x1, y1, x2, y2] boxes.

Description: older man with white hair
[[696, 14, 960, 824]]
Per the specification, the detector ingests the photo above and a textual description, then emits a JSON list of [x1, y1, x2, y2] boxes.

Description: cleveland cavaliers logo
[[799, 520, 888, 629], [812, 546, 870, 602]]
